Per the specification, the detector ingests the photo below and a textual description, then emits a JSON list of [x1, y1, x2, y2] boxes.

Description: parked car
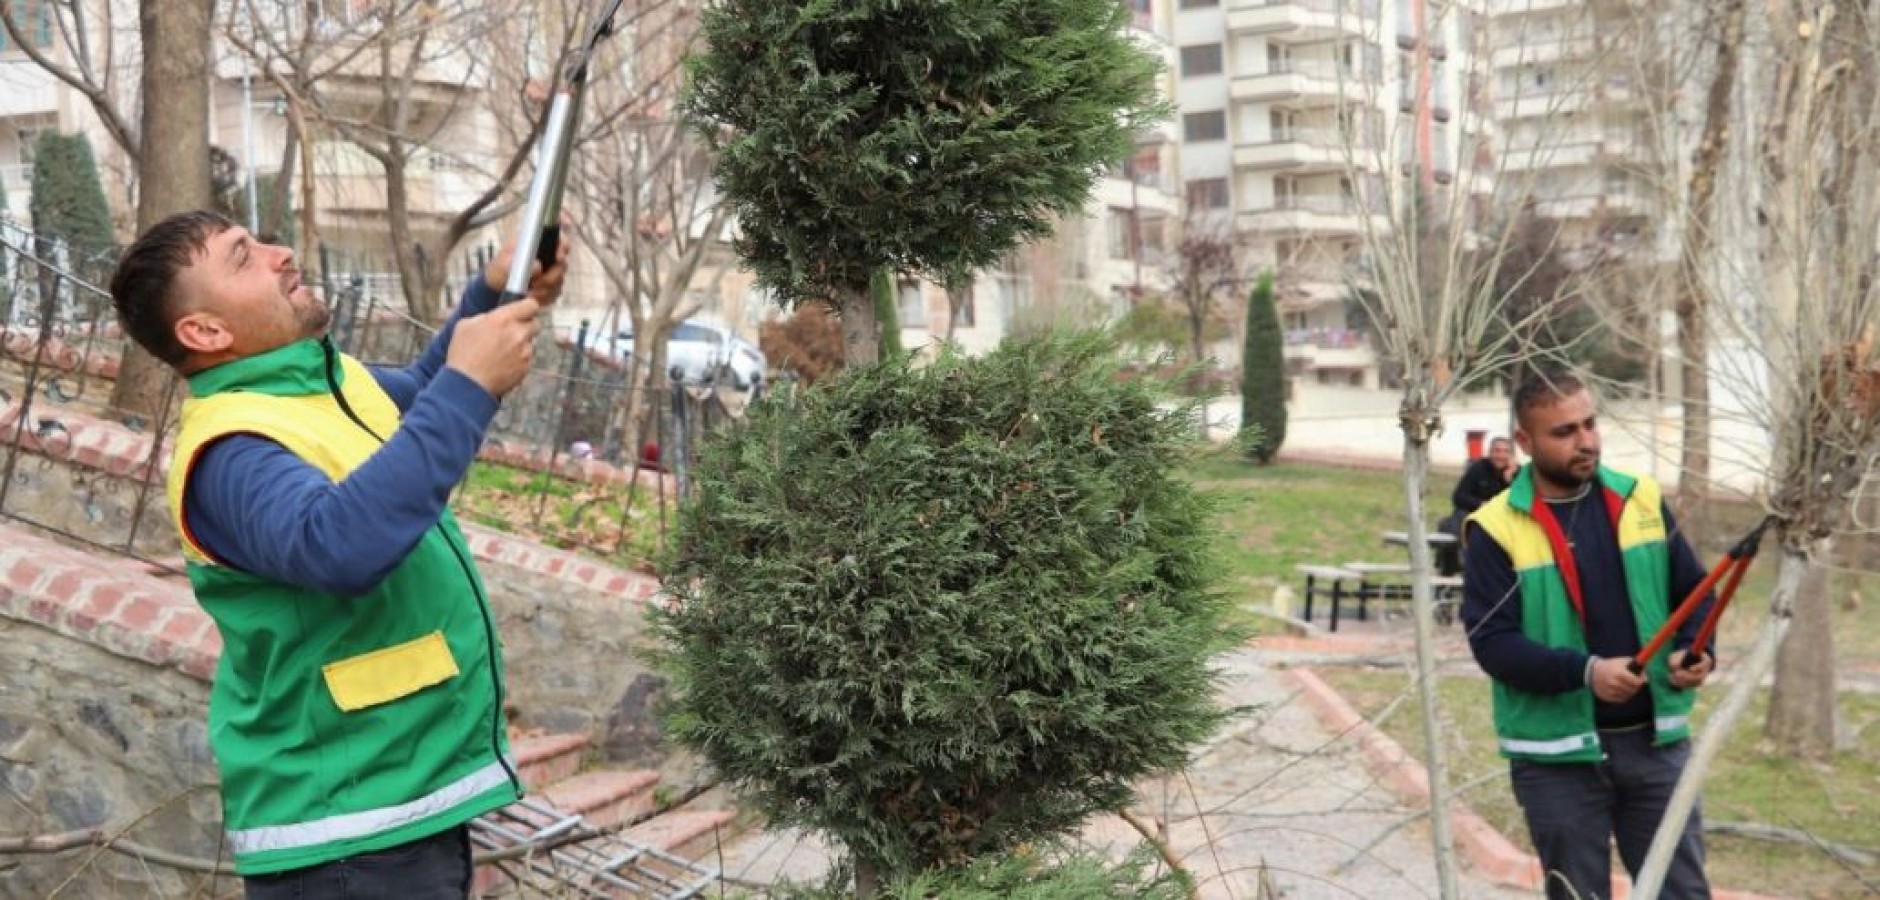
[[582, 319, 768, 389]]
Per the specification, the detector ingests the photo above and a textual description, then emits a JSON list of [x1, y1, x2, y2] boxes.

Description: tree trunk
[[1401, 430, 1462, 900], [111, 0, 214, 417], [1635, 541, 1813, 900], [265, 115, 300, 240], [1671, 0, 1745, 552], [838, 284, 881, 367], [1765, 555, 1839, 758]]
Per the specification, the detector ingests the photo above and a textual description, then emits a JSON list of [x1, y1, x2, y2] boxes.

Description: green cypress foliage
[[655, 333, 1234, 877], [1239, 271, 1285, 463], [684, 0, 1166, 315], [773, 848, 1192, 899], [871, 265, 903, 356], [28, 132, 115, 261]]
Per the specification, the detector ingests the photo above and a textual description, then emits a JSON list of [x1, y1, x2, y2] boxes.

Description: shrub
[[655, 332, 1234, 878]]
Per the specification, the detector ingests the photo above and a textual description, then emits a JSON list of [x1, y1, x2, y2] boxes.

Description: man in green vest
[[1461, 370, 1716, 900], [109, 210, 565, 896]]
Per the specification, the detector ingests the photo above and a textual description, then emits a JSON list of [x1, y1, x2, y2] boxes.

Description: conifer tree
[[686, 0, 1164, 365], [1239, 271, 1285, 463], [28, 132, 115, 263]]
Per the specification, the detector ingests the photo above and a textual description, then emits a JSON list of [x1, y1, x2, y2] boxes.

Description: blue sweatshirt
[[1461, 491, 1713, 729], [182, 279, 502, 596]]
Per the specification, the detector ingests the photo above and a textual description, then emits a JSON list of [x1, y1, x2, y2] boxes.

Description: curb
[[1285, 667, 1788, 900]]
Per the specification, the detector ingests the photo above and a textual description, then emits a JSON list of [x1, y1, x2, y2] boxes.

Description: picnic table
[[1290, 531, 1465, 632]]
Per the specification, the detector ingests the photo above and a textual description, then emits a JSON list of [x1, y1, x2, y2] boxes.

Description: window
[[1178, 0, 1219, 8], [952, 287, 976, 328], [0, 1, 53, 52], [1107, 208, 1136, 260], [897, 280, 927, 329], [1182, 110, 1226, 143], [1185, 178, 1229, 210], [1180, 43, 1223, 78]]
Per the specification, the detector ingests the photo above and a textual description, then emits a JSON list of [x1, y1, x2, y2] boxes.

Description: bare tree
[[1633, 1, 1880, 894], [1328, 2, 1621, 893], [565, 0, 731, 468], [225, 0, 599, 322], [0, 0, 202, 417], [1166, 215, 1243, 371]]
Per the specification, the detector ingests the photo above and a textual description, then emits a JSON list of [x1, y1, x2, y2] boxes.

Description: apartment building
[[1172, 0, 1483, 388], [886, 0, 1184, 358], [1488, 0, 1666, 255]]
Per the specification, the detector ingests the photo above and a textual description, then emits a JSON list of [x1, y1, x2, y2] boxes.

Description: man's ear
[[175, 311, 234, 356], [1512, 426, 1532, 457]]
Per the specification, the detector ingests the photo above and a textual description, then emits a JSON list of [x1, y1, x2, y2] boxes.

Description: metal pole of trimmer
[[501, 0, 627, 303], [1628, 516, 1774, 675]]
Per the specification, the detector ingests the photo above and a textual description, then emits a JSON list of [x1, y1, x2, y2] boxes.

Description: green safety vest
[[166, 339, 520, 875], [1467, 465, 1694, 763]]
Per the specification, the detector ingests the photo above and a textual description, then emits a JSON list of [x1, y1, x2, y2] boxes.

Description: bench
[[1295, 564, 1361, 631]]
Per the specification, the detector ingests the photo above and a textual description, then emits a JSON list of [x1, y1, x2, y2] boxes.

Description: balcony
[[1490, 0, 1583, 16], [1491, 35, 1597, 68], [1228, 0, 1377, 41], [1233, 129, 1351, 172], [1282, 328, 1376, 370], [1499, 139, 1599, 172], [1233, 61, 1374, 106], [1494, 89, 1594, 120], [1240, 194, 1380, 236]]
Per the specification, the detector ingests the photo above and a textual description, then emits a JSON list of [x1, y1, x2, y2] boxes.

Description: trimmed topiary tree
[[684, 0, 1165, 365], [1239, 271, 1285, 463], [655, 333, 1233, 888]]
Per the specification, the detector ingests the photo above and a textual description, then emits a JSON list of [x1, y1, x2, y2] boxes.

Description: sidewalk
[[716, 648, 1533, 898]]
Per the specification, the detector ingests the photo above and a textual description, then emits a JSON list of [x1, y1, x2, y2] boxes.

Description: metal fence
[[0, 222, 754, 568], [0, 223, 184, 564]]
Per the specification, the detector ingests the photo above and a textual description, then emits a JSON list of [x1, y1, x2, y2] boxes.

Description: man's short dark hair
[[1489, 436, 1512, 449], [1512, 369, 1587, 426], [108, 210, 235, 368]]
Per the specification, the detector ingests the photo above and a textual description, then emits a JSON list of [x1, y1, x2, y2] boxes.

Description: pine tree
[[870, 266, 903, 356], [1239, 271, 1285, 463], [28, 132, 116, 263], [685, 0, 1165, 365]]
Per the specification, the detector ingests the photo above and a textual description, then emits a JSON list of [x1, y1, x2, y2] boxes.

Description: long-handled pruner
[[1629, 516, 1776, 675], [501, 0, 628, 303]]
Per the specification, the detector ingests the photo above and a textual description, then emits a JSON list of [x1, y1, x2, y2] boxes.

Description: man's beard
[[1534, 453, 1598, 489], [297, 299, 333, 336]]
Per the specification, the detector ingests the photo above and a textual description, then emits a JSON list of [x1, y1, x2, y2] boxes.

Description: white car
[[584, 319, 767, 389]]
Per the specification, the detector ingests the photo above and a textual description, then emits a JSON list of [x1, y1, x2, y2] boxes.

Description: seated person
[[1437, 436, 1516, 574]]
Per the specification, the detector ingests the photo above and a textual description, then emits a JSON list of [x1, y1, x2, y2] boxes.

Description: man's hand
[[1589, 655, 1646, 703], [1668, 649, 1713, 690], [448, 299, 541, 397], [482, 228, 571, 306]]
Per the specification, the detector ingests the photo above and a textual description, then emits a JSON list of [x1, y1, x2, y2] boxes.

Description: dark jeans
[[1510, 729, 1710, 900], [244, 824, 472, 900]]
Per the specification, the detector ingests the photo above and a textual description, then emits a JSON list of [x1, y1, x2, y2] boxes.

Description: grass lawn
[[1319, 667, 1880, 899], [1183, 451, 1880, 670], [1184, 450, 1414, 634], [454, 460, 666, 570]]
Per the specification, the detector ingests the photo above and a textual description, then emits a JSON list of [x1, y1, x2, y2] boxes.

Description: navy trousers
[[1510, 728, 1710, 900], [243, 824, 472, 900]]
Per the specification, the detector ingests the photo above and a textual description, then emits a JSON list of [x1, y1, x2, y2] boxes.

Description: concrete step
[[511, 732, 590, 793], [622, 809, 737, 860], [537, 770, 662, 831]]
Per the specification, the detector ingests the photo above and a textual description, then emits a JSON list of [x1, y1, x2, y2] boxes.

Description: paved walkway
[[715, 647, 1534, 898]]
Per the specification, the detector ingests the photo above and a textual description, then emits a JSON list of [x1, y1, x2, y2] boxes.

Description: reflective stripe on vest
[[226, 756, 516, 856], [1656, 714, 1690, 735], [1498, 732, 1600, 757]]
